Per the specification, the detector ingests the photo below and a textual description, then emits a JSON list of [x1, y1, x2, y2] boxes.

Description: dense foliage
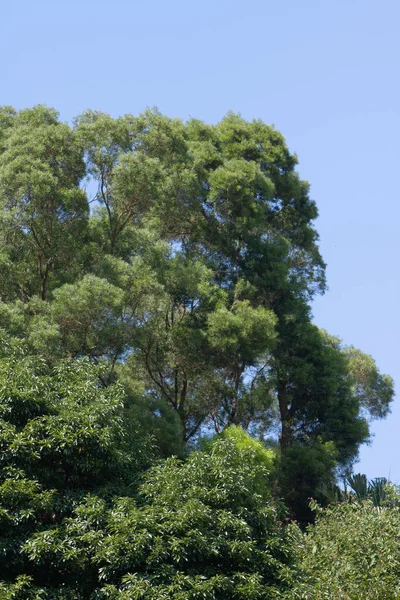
[[0, 348, 152, 593], [292, 493, 400, 599], [0, 105, 395, 597], [0, 384, 297, 599]]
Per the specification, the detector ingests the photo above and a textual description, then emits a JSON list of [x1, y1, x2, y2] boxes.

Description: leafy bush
[[0, 349, 152, 591], [18, 428, 298, 598], [292, 491, 400, 599]]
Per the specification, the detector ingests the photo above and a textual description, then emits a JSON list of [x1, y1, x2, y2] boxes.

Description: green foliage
[[51, 275, 126, 359], [346, 472, 369, 501], [0, 105, 88, 300], [346, 473, 389, 506], [1, 104, 392, 465], [292, 492, 400, 599], [207, 300, 277, 362], [220, 425, 275, 467], [0, 105, 396, 597], [278, 441, 338, 525], [344, 346, 394, 418], [272, 306, 382, 519], [0, 349, 152, 589], [20, 430, 297, 598]]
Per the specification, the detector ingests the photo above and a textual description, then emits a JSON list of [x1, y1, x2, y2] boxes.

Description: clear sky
[[2, 0, 399, 480]]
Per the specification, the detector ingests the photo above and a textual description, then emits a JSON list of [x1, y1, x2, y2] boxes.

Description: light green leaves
[[344, 345, 395, 419], [208, 158, 275, 224], [51, 275, 126, 358], [0, 105, 88, 300], [207, 300, 277, 362], [294, 494, 400, 599], [19, 430, 294, 598]]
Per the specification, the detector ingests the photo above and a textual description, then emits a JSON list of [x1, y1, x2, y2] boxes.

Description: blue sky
[[2, 0, 399, 480]]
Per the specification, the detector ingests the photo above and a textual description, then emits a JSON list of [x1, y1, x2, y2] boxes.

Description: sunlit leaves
[[19, 429, 295, 598], [0, 105, 88, 300], [293, 493, 400, 599]]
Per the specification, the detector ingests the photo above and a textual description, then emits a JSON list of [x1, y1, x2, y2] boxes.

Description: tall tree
[[0, 105, 394, 510], [271, 291, 394, 520]]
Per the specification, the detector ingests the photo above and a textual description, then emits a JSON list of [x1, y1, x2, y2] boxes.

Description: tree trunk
[[277, 382, 292, 453]]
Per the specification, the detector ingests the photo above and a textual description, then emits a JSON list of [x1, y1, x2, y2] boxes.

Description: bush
[[0, 350, 152, 591], [292, 491, 400, 599], [19, 428, 298, 598]]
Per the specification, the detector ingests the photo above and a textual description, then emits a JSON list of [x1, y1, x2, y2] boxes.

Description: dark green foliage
[[278, 441, 338, 525], [0, 347, 152, 590]]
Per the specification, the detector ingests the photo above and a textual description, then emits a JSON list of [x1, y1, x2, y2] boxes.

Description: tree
[[117, 111, 329, 442], [0, 104, 394, 521], [71, 109, 330, 443], [16, 427, 298, 598], [271, 293, 393, 521]]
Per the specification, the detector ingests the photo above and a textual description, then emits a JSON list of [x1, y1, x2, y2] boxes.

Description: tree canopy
[[0, 106, 392, 460], [0, 105, 395, 597]]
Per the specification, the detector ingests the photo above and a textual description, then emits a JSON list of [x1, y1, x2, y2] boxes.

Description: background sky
[[2, 0, 399, 481]]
